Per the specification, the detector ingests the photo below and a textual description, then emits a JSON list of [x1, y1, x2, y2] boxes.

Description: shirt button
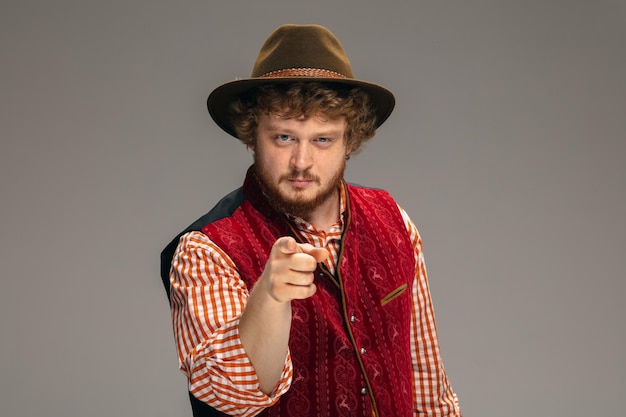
[[360, 347, 367, 355], [360, 387, 367, 395]]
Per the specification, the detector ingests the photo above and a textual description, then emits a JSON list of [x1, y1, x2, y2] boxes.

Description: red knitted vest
[[202, 171, 416, 416]]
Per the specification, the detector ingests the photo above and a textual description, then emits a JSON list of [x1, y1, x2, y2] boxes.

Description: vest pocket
[[380, 283, 408, 306]]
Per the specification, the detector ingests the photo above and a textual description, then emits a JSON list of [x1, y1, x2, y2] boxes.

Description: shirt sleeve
[[169, 231, 293, 417], [398, 206, 462, 416]]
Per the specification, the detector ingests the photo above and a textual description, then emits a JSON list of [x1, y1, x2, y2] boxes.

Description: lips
[[288, 178, 315, 188]]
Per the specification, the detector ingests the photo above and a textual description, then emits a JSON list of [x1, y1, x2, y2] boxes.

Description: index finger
[[274, 236, 300, 255]]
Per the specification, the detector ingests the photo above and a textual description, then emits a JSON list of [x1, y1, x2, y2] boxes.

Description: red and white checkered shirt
[[170, 187, 461, 417]]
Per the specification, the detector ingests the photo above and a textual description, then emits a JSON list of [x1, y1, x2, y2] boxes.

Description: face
[[251, 112, 351, 220]]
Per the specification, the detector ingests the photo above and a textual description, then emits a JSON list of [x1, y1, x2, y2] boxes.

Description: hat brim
[[207, 77, 395, 139]]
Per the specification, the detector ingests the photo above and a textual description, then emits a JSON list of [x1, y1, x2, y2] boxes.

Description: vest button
[[350, 315, 357, 323], [360, 347, 367, 355], [360, 387, 367, 395]]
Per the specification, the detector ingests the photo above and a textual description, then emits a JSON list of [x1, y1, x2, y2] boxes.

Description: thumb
[[300, 245, 330, 263]]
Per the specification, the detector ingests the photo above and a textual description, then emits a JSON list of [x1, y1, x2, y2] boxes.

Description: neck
[[300, 188, 341, 233]]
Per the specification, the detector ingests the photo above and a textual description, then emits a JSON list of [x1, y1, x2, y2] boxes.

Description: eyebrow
[[262, 124, 344, 138]]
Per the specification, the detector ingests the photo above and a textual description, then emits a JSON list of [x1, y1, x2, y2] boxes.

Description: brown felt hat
[[207, 24, 396, 139]]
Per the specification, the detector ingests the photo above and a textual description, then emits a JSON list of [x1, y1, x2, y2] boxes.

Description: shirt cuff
[[190, 317, 293, 411]]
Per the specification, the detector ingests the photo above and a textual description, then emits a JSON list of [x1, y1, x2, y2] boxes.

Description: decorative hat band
[[260, 68, 348, 79], [207, 24, 395, 139]]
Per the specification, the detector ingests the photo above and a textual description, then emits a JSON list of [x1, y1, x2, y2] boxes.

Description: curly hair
[[230, 82, 377, 155]]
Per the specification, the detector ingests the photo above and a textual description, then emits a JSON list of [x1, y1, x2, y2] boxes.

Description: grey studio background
[[1, 1, 624, 416]]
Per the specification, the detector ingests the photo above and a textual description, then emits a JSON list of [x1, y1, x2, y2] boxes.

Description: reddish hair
[[230, 82, 377, 155]]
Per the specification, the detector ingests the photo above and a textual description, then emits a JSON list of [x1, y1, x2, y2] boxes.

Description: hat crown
[[207, 24, 395, 139], [251, 24, 354, 79]]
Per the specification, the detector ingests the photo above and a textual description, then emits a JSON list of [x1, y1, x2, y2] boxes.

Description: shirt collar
[[287, 182, 347, 233]]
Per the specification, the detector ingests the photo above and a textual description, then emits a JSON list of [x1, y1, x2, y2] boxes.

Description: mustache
[[279, 170, 320, 183]]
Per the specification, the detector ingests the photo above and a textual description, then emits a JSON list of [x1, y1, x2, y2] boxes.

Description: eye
[[274, 134, 294, 144], [313, 137, 333, 146]]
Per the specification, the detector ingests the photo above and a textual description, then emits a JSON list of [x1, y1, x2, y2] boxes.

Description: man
[[161, 24, 461, 417]]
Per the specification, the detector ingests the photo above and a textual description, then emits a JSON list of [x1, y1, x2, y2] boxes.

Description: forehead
[[259, 112, 347, 131]]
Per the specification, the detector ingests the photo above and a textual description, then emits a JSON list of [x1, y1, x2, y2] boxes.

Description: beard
[[253, 155, 346, 219]]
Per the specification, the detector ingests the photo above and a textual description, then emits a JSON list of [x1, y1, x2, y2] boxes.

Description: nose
[[290, 142, 313, 171]]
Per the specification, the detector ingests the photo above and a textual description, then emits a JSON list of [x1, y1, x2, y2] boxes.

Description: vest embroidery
[[202, 169, 416, 417]]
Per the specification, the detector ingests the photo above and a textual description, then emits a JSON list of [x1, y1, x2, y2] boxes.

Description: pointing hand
[[258, 236, 329, 303]]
